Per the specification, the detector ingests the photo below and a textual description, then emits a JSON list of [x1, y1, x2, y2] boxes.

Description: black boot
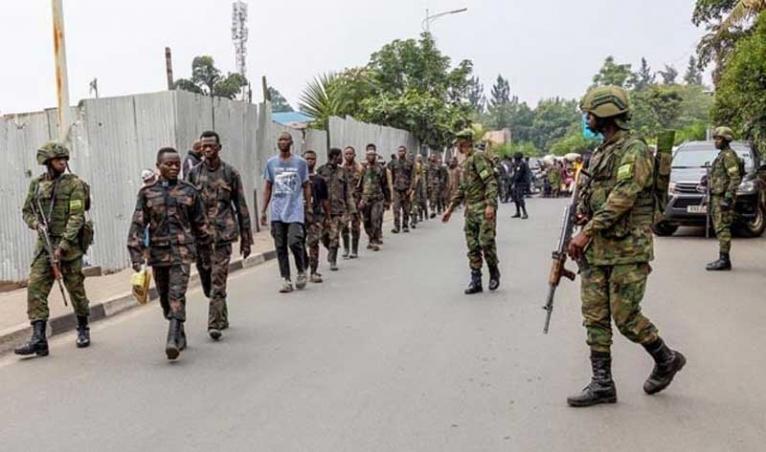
[[14, 320, 49, 357], [567, 351, 617, 407], [511, 207, 521, 218], [165, 319, 181, 360], [76, 316, 90, 348], [329, 248, 339, 271], [488, 266, 501, 291], [350, 236, 359, 259], [642, 339, 686, 395], [342, 234, 350, 260], [464, 270, 483, 295], [705, 252, 731, 271], [179, 323, 187, 350], [391, 221, 400, 234], [521, 207, 528, 220]]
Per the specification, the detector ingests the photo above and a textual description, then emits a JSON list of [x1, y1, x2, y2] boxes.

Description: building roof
[[272, 111, 313, 127]]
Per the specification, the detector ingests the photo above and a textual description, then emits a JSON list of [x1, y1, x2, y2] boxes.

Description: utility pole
[[51, 0, 71, 141], [422, 7, 468, 33], [165, 47, 174, 90]]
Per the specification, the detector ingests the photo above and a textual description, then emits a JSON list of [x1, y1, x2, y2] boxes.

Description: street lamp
[[422, 7, 468, 32]]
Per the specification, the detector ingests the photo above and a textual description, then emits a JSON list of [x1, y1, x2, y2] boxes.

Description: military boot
[[642, 339, 686, 395], [208, 327, 222, 341], [567, 352, 617, 407], [350, 236, 359, 259], [76, 316, 91, 348], [14, 320, 49, 357], [521, 207, 529, 220], [165, 319, 182, 360], [179, 323, 187, 350], [511, 207, 521, 218], [391, 221, 400, 234], [464, 270, 483, 295], [488, 266, 501, 291], [342, 234, 350, 260], [705, 252, 731, 271], [329, 248, 339, 271]]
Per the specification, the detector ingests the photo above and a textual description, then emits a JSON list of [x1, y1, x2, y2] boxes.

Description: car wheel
[[734, 203, 766, 238], [652, 221, 679, 237]]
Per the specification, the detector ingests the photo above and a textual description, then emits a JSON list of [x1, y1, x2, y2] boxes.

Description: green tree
[[531, 98, 580, 150], [713, 12, 766, 149], [489, 75, 511, 108], [658, 65, 679, 85], [592, 56, 633, 87], [684, 56, 704, 85], [467, 76, 486, 113], [633, 58, 656, 91], [549, 129, 593, 156], [174, 56, 248, 99], [267, 87, 294, 112]]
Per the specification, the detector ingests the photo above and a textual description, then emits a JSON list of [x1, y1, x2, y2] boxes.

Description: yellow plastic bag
[[131, 266, 152, 305]]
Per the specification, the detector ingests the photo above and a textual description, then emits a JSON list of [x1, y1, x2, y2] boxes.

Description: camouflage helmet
[[454, 129, 474, 142], [713, 126, 734, 142], [580, 86, 632, 128], [36, 142, 70, 165]]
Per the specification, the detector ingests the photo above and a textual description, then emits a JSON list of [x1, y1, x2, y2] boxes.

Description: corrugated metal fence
[[0, 91, 417, 282]]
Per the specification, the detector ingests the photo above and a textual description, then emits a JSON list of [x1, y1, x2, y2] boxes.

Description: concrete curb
[[0, 250, 277, 356]]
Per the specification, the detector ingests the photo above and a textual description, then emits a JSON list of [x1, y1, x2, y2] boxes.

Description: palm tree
[[719, 0, 766, 32], [299, 73, 341, 128]]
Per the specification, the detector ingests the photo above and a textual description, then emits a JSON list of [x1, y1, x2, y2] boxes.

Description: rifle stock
[[34, 198, 69, 307]]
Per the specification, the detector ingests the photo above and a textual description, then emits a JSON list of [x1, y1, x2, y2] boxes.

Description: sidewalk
[[0, 229, 276, 355]]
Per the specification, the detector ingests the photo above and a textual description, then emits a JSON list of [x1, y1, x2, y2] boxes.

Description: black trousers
[[512, 185, 527, 209], [271, 222, 306, 280]]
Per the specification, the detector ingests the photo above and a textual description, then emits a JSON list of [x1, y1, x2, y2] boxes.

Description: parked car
[[653, 140, 766, 237]]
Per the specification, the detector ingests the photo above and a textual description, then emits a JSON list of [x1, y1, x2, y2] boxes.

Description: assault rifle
[[542, 170, 588, 334], [34, 197, 69, 307]]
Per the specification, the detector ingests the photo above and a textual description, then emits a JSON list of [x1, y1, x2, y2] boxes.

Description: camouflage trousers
[[153, 264, 191, 322], [322, 214, 346, 250], [414, 184, 428, 221], [710, 195, 734, 253], [306, 216, 324, 274], [342, 212, 362, 245], [27, 254, 89, 321], [463, 210, 498, 271], [197, 242, 232, 330], [428, 187, 442, 214], [580, 263, 659, 353], [361, 199, 385, 242], [392, 190, 411, 230]]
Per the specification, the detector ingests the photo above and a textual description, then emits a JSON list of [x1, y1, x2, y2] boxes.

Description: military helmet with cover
[[580, 86, 632, 129], [713, 126, 734, 142], [36, 142, 70, 165], [455, 128, 474, 142]]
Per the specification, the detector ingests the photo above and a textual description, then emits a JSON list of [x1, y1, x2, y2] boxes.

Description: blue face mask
[[582, 114, 603, 142]]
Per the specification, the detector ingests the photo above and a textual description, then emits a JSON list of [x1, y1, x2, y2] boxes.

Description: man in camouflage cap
[[389, 145, 416, 233], [356, 144, 391, 251], [566, 85, 686, 407], [186, 131, 253, 341], [16, 142, 92, 357], [442, 129, 500, 294], [705, 126, 742, 271], [128, 147, 212, 360], [318, 147, 357, 271]]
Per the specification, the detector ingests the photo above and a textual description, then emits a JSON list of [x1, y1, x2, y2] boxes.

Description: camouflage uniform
[[127, 178, 211, 322], [447, 165, 462, 203], [341, 162, 364, 256], [389, 158, 415, 230], [449, 151, 499, 271], [317, 162, 356, 257], [305, 171, 328, 275], [413, 161, 428, 223], [577, 130, 660, 353], [438, 164, 450, 212], [186, 160, 252, 331], [426, 161, 443, 215], [22, 174, 90, 321], [356, 162, 391, 244], [709, 145, 741, 254]]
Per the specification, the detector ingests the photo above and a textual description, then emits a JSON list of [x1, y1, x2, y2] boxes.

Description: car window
[[673, 143, 753, 170]]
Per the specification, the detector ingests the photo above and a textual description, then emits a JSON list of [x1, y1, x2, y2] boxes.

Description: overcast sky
[[1, 0, 707, 115]]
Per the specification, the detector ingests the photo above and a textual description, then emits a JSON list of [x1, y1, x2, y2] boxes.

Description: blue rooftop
[[272, 111, 313, 126]]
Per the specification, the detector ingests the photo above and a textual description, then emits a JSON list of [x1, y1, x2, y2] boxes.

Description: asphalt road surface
[[1, 198, 764, 452]]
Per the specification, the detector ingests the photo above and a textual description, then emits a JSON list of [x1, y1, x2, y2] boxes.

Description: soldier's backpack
[[652, 130, 675, 224], [77, 177, 95, 254]]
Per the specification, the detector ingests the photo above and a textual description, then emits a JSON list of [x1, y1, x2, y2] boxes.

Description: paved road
[[1, 198, 764, 452]]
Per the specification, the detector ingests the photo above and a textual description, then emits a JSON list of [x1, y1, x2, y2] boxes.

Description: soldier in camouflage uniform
[[442, 130, 500, 294], [15, 143, 92, 357], [705, 127, 742, 271], [318, 147, 356, 271], [412, 155, 428, 226], [128, 147, 212, 360], [341, 146, 364, 259], [438, 160, 450, 214], [566, 86, 686, 407], [357, 144, 391, 251], [426, 154, 443, 218], [186, 131, 252, 341], [303, 149, 329, 283], [389, 146, 416, 233]]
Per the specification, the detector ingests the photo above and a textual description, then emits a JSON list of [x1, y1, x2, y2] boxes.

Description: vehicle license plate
[[687, 205, 707, 214]]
